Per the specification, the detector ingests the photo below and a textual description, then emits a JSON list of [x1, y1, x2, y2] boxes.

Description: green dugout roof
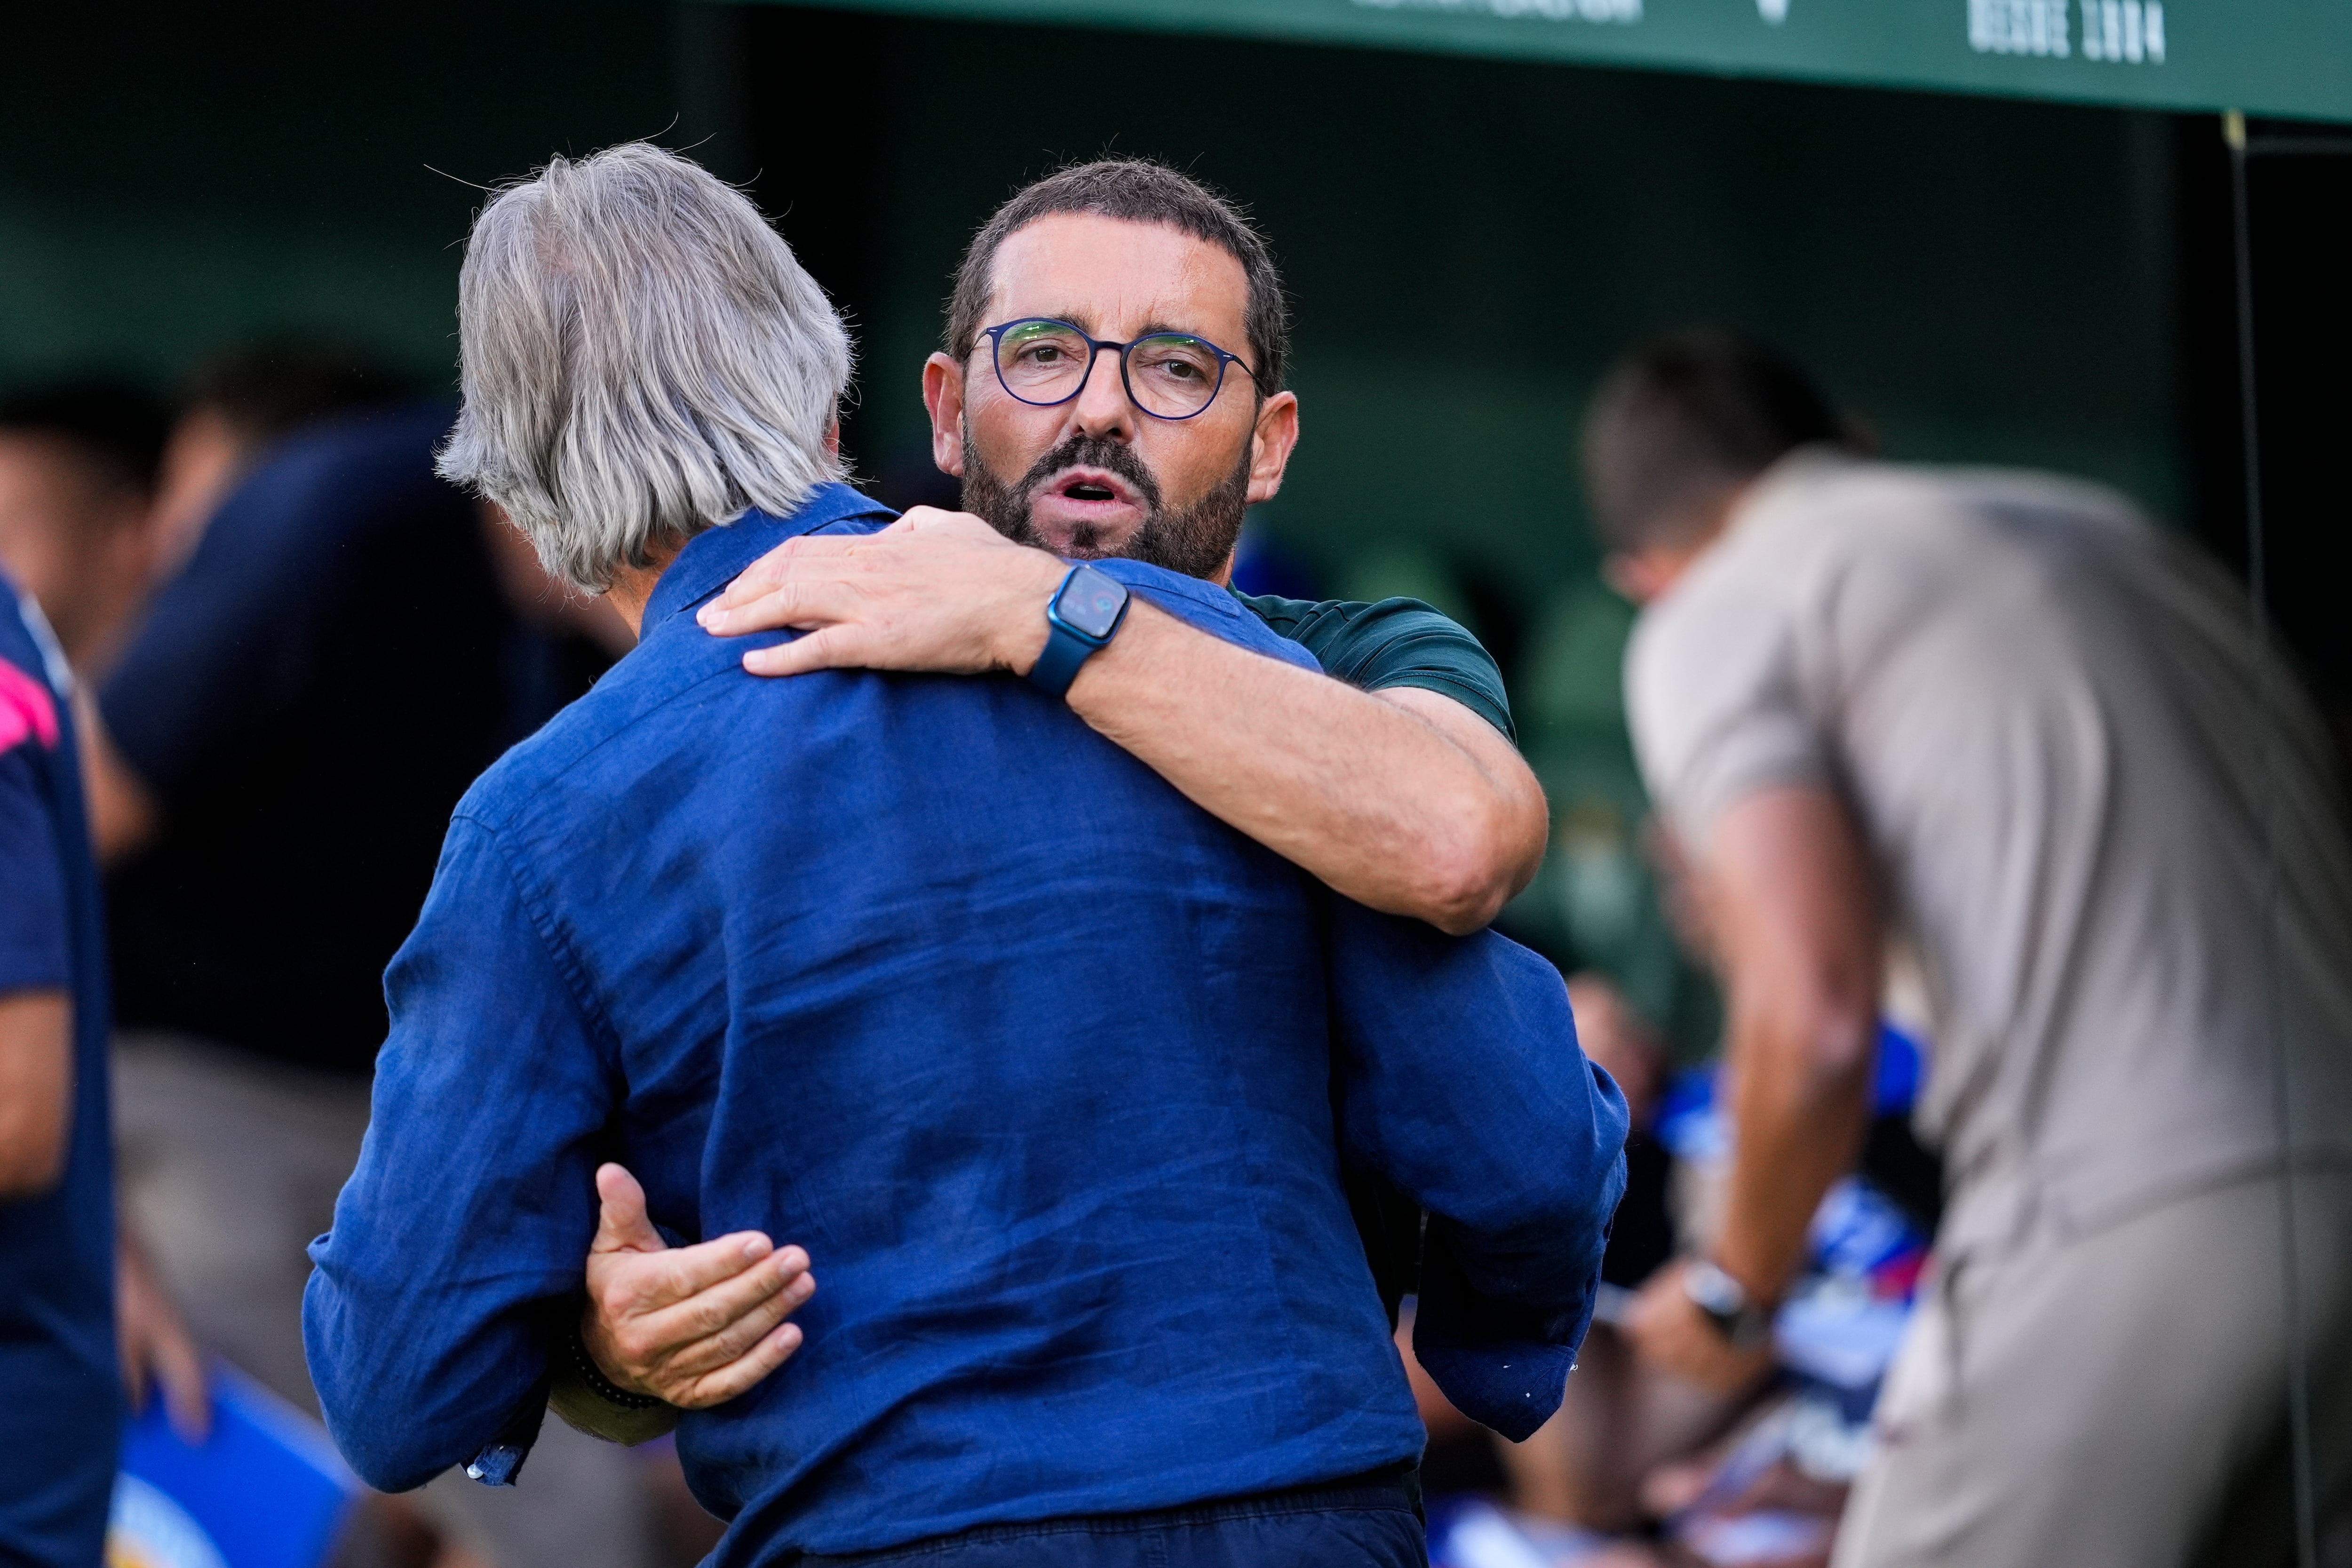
[[742, 0, 2349, 121]]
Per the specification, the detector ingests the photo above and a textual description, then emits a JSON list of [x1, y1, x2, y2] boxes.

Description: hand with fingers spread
[[697, 508, 1065, 680], [581, 1162, 816, 1410]]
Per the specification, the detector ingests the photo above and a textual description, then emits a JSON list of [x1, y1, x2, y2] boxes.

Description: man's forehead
[[987, 213, 1249, 346]]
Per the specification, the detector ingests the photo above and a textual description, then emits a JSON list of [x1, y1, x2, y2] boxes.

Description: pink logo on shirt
[[0, 659, 60, 754]]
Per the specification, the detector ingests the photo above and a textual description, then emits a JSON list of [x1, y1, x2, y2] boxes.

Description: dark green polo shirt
[[1233, 591, 1517, 743]]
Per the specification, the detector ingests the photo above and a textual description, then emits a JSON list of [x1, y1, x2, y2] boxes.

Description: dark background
[[3, 0, 2342, 728]]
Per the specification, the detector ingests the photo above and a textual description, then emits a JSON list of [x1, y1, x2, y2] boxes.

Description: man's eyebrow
[[1012, 308, 1098, 334]]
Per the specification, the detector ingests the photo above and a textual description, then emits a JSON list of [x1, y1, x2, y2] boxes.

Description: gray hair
[[437, 142, 851, 592]]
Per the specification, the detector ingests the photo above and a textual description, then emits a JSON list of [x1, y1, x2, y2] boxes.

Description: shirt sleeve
[[302, 815, 617, 1493], [1624, 581, 1829, 851], [1322, 897, 1629, 1441], [0, 746, 70, 995], [1233, 592, 1517, 743]]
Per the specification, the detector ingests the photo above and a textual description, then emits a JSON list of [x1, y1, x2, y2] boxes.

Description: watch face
[[1056, 567, 1128, 640]]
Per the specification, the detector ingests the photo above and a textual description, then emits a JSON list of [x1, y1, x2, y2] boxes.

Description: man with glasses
[[305, 143, 1625, 1568], [705, 158, 1542, 940], [559, 162, 1558, 1412]]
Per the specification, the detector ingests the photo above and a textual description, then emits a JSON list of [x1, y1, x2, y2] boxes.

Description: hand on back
[[697, 508, 1064, 680], [582, 1162, 816, 1409]]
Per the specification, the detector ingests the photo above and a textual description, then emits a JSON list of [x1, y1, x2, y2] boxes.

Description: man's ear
[[1245, 390, 1300, 507], [1603, 551, 1670, 605], [1607, 544, 1720, 606], [824, 417, 841, 462], [922, 354, 969, 479]]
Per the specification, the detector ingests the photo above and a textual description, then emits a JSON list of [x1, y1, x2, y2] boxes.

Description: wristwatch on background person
[[1026, 565, 1131, 700], [1682, 1257, 1777, 1349]]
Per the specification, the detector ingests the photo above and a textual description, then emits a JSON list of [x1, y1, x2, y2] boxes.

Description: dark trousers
[[794, 1470, 1427, 1568]]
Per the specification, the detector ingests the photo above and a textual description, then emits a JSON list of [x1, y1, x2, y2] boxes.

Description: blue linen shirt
[[305, 485, 1626, 1562], [0, 577, 120, 1568]]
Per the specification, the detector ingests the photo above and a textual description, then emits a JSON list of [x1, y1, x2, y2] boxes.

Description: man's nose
[[1069, 346, 1136, 440]]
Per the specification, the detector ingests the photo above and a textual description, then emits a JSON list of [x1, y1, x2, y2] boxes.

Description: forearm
[[1714, 1011, 1874, 1302], [704, 517, 1544, 928], [1065, 603, 1542, 931], [0, 991, 71, 1199], [74, 693, 158, 864], [1701, 785, 1883, 1304]]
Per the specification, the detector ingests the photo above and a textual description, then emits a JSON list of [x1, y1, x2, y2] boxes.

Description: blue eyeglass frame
[[978, 317, 1270, 422]]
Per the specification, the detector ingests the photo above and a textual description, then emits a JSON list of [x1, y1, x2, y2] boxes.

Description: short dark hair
[[186, 337, 411, 449], [1581, 328, 1847, 551], [946, 158, 1290, 395], [0, 379, 172, 495]]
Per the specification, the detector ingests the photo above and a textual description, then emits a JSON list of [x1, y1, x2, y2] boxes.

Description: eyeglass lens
[[995, 321, 1226, 418]]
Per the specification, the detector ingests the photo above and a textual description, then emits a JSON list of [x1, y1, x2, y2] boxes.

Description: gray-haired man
[[559, 157, 1560, 1413], [304, 141, 1623, 1567]]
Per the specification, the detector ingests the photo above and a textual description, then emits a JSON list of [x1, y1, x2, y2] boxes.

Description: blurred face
[[0, 434, 154, 669], [923, 213, 1299, 583]]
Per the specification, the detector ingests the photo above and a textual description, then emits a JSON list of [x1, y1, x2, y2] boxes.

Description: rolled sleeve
[[1324, 900, 1629, 1441], [303, 815, 617, 1493]]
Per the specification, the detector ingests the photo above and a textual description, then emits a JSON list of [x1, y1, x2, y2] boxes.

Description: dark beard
[[961, 428, 1250, 581]]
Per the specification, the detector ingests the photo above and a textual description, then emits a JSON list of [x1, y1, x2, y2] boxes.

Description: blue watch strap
[[1029, 622, 1096, 699]]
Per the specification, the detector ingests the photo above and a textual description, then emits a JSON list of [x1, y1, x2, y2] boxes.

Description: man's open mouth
[[1036, 466, 1147, 511]]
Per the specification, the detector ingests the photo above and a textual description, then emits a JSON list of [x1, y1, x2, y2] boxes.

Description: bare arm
[[0, 989, 71, 1199], [73, 687, 158, 865], [701, 510, 1546, 934], [1625, 784, 1881, 1390], [1706, 785, 1882, 1297]]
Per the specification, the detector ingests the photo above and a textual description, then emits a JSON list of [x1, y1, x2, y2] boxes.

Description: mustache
[[1013, 435, 1165, 512]]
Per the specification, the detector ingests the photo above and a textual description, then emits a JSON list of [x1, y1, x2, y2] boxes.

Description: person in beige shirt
[[1594, 329, 2352, 1567]]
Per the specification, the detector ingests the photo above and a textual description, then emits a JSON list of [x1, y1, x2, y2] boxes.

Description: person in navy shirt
[[305, 144, 1626, 1568], [0, 572, 119, 1568], [78, 392, 649, 1568]]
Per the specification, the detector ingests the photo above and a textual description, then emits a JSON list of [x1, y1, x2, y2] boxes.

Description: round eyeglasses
[[980, 318, 1267, 422]]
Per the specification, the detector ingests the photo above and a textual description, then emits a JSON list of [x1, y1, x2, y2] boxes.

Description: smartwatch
[[1682, 1258, 1776, 1349], [1027, 564, 1131, 700]]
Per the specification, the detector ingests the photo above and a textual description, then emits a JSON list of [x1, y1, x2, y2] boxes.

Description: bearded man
[[303, 143, 1625, 1568], [555, 159, 1573, 1420]]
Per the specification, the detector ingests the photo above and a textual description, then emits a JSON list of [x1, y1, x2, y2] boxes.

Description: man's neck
[[605, 543, 683, 641]]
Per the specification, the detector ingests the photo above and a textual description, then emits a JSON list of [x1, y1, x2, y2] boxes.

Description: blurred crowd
[[0, 350, 699, 1568], [5, 299, 2349, 1568]]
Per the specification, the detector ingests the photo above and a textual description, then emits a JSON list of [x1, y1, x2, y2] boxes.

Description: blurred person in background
[[1, 385, 215, 1561], [1, 543, 127, 1568], [1593, 327, 2352, 1568], [0, 382, 174, 679], [77, 358, 648, 1568], [145, 337, 413, 578]]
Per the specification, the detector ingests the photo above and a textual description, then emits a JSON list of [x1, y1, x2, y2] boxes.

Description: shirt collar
[[642, 483, 897, 629]]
